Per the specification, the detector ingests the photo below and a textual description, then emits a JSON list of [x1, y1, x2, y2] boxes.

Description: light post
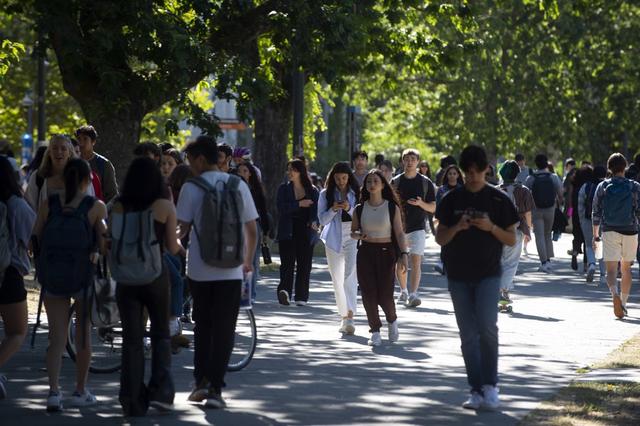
[[21, 91, 34, 165]]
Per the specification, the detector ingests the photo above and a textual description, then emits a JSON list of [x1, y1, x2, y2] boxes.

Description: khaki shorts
[[406, 230, 426, 256], [602, 231, 638, 262]]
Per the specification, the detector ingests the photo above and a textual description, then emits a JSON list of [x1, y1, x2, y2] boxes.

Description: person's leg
[[357, 244, 382, 332], [293, 236, 313, 302], [190, 280, 214, 387], [326, 245, 348, 318], [251, 230, 262, 301], [474, 276, 501, 387], [543, 207, 556, 260], [448, 279, 483, 393], [208, 281, 241, 393], [500, 231, 524, 292], [73, 293, 92, 394], [343, 235, 358, 317], [116, 284, 147, 416], [0, 302, 28, 368], [580, 219, 596, 265], [277, 239, 296, 298], [532, 209, 548, 264], [408, 230, 425, 294], [143, 273, 175, 405], [605, 261, 619, 294], [619, 234, 637, 308], [164, 253, 184, 320], [378, 246, 398, 325], [43, 296, 71, 393], [396, 234, 409, 293]]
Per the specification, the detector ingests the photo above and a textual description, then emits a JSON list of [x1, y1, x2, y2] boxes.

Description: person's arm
[[243, 220, 257, 273], [91, 201, 108, 259], [317, 190, 339, 226], [392, 204, 409, 273], [161, 200, 185, 256], [591, 183, 603, 239], [103, 161, 119, 203], [14, 199, 37, 250], [577, 185, 587, 220], [436, 215, 470, 246], [409, 197, 435, 214], [277, 184, 302, 215], [555, 175, 564, 205], [350, 206, 366, 240], [469, 214, 517, 246]]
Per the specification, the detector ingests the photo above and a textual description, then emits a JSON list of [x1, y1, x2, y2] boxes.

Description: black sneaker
[[205, 389, 227, 409], [278, 290, 290, 306], [571, 255, 578, 271]]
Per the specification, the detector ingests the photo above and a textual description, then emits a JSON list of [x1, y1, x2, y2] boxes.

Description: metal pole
[[292, 69, 304, 156], [37, 33, 46, 143]]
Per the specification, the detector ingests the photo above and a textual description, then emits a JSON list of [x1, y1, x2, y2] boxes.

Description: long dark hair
[[238, 163, 267, 206], [360, 169, 402, 208], [0, 156, 22, 201], [288, 158, 313, 194], [443, 164, 464, 187], [167, 164, 194, 204], [325, 162, 360, 210], [63, 158, 91, 203], [119, 157, 165, 211]]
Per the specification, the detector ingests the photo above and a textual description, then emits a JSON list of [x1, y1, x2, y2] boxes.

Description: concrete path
[[0, 235, 638, 425]]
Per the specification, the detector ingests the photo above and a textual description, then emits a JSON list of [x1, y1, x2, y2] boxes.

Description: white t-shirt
[[177, 170, 259, 282]]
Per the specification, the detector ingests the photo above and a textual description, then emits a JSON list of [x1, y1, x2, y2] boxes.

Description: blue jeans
[[251, 229, 262, 301], [448, 275, 500, 392], [579, 218, 606, 276], [500, 230, 524, 291], [164, 253, 184, 317]]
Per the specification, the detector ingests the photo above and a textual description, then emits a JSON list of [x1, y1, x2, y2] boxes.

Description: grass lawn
[[520, 334, 640, 425]]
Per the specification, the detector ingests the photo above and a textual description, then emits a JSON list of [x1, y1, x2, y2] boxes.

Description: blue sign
[[21, 133, 33, 165]]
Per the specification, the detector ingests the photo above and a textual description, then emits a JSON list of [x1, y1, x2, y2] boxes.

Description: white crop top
[[360, 200, 392, 238]]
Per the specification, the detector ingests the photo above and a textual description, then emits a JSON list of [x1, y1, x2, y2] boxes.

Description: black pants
[[190, 279, 241, 391], [278, 237, 313, 302], [116, 269, 174, 416]]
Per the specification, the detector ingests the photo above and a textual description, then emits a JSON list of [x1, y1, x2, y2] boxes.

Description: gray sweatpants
[[532, 207, 555, 264]]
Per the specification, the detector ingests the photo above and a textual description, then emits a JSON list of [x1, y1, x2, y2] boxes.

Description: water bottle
[[594, 237, 603, 260]]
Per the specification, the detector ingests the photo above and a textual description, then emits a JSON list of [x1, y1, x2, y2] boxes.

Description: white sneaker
[[407, 293, 422, 308], [295, 300, 307, 306], [68, 389, 97, 407], [388, 321, 399, 343], [544, 261, 553, 273], [46, 390, 63, 412], [368, 332, 382, 347], [341, 318, 355, 335], [397, 291, 408, 304], [462, 391, 483, 410], [481, 385, 500, 410]]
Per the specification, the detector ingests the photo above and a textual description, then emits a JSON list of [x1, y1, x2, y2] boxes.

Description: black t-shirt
[[393, 174, 436, 233], [435, 185, 519, 282]]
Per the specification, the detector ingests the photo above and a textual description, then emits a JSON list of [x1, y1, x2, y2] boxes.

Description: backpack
[[90, 259, 120, 328], [108, 207, 162, 284], [188, 174, 245, 268], [0, 201, 11, 288], [37, 196, 95, 295], [602, 179, 636, 228], [584, 182, 597, 220], [531, 173, 557, 209], [500, 183, 519, 210], [355, 200, 401, 257]]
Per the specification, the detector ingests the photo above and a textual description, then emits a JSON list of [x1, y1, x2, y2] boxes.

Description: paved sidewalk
[[0, 236, 638, 425]]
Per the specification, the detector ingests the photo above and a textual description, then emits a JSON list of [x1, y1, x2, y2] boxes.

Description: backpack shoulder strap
[[355, 203, 364, 227], [227, 174, 241, 190], [188, 176, 214, 192], [388, 199, 396, 223], [77, 196, 96, 216], [94, 155, 107, 180], [48, 194, 62, 215], [420, 175, 430, 198]]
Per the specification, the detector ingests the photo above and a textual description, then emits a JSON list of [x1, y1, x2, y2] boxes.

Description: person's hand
[[407, 196, 423, 207], [470, 216, 494, 232], [299, 199, 314, 208], [332, 201, 342, 212], [524, 234, 531, 244], [340, 201, 350, 211], [592, 237, 599, 251], [398, 253, 409, 273], [311, 222, 319, 232], [351, 231, 367, 241], [455, 214, 472, 232], [243, 261, 254, 275], [90, 252, 100, 264]]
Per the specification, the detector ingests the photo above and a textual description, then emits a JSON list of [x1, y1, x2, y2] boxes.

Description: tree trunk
[[85, 109, 144, 188], [253, 96, 292, 230]]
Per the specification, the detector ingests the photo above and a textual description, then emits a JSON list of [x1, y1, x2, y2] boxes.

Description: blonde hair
[[38, 134, 77, 178]]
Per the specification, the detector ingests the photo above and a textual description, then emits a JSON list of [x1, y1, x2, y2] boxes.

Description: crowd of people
[[0, 127, 638, 414]]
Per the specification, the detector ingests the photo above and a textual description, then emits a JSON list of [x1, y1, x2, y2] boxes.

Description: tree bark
[[253, 96, 292, 228]]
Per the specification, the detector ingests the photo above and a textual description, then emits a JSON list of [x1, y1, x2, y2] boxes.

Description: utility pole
[[37, 32, 46, 144], [292, 69, 305, 157]]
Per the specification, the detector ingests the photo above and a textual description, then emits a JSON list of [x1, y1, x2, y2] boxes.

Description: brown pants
[[356, 242, 398, 332]]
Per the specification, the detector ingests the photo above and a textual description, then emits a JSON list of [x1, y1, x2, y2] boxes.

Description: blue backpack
[[602, 179, 636, 227], [37, 195, 95, 295], [531, 173, 556, 208]]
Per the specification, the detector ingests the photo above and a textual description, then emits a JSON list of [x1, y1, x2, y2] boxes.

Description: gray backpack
[[108, 208, 163, 284], [0, 201, 10, 288], [189, 174, 245, 268]]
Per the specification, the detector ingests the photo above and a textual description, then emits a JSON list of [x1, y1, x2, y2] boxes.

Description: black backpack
[[531, 173, 556, 209]]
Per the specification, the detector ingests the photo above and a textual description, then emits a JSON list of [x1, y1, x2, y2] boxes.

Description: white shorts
[[406, 230, 426, 256], [602, 231, 638, 262]]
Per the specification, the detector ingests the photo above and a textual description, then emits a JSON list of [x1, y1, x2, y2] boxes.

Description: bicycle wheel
[[227, 308, 257, 372], [66, 304, 123, 374]]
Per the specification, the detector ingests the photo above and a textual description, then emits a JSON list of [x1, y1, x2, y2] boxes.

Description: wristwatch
[[401, 251, 410, 256]]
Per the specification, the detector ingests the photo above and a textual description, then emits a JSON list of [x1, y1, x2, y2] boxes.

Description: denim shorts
[[406, 230, 426, 256]]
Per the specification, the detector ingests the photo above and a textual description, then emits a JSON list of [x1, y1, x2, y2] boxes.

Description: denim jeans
[[500, 230, 524, 291], [251, 226, 262, 301], [164, 253, 184, 317], [448, 275, 500, 392]]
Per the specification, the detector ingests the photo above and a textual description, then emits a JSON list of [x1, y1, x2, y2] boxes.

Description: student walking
[[75, 125, 119, 203], [391, 149, 436, 307], [318, 162, 360, 335], [351, 170, 408, 346], [592, 153, 640, 319], [276, 159, 319, 306], [524, 154, 563, 272], [32, 158, 108, 411], [578, 165, 607, 284], [0, 157, 36, 400], [435, 146, 518, 410], [177, 136, 257, 408], [498, 161, 534, 304], [352, 151, 369, 187], [109, 157, 184, 416]]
